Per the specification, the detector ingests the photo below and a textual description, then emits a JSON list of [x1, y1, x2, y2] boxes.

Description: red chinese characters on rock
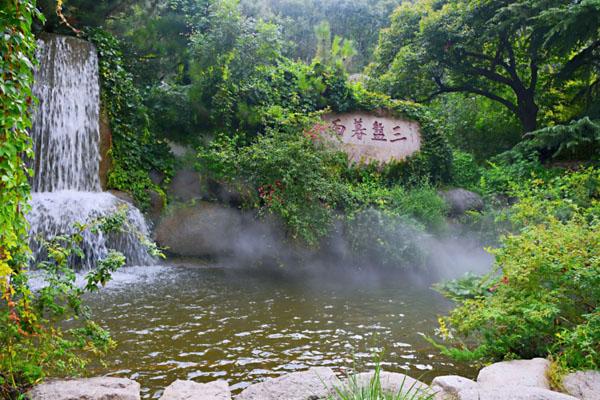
[[391, 125, 407, 142], [371, 121, 386, 141], [328, 119, 409, 144], [351, 118, 367, 140], [331, 118, 346, 136]]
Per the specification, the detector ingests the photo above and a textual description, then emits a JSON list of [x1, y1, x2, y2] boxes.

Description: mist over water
[[165, 205, 494, 285]]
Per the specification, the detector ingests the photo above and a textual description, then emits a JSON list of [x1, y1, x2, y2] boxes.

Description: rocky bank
[[28, 359, 600, 400]]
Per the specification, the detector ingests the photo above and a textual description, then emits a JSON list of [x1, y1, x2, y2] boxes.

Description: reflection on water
[[85, 262, 477, 399]]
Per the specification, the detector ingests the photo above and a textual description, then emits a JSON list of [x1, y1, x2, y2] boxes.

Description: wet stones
[[432, 358, 581, 400], [347, 371, 431, 397]]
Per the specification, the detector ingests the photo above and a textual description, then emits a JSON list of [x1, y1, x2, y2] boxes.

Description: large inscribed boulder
[[322, 112, 421, 164]]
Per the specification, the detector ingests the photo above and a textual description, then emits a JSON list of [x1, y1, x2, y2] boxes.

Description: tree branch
[[424, 76, 518, 114], [558, 39, 600, 80]]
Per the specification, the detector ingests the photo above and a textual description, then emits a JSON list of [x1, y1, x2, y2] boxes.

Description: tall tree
[[367, 0, 600, 133]]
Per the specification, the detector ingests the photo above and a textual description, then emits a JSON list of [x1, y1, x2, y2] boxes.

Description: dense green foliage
[[433, 167, 600, 370], [0, 0, 39, 285], [85, 29, 174, 210]]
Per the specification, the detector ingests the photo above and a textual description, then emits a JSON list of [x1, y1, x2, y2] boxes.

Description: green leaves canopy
[[368, 0, 600, 132]]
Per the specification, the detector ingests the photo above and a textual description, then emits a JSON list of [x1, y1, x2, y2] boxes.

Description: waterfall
[[28, 34, 155, 269], [31, 34, 101, 192]]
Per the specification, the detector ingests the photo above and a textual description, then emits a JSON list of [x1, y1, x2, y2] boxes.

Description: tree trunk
[[517, 93, 539, 133]]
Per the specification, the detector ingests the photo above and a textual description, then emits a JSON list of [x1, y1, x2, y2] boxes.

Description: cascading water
[[28, 34, 154, 269]]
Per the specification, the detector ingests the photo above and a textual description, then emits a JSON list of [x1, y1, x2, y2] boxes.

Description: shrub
[[86, 29, 174, 210], [432, 167, 600, 370], [197, 119, 348, 246], [0, 208, 162, 398]]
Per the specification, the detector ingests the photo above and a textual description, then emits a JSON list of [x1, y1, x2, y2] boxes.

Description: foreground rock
[[440, 188, 484, 216], [477, 358, 552, 389], [431, 375, 478, 398], [433, 358, 583, 400], [451, 387, 579, 400], [562, 371, 600, 400], [236, 367, 341, 400], [160, 380, 231, 400], [28, 377, 140, 400], [348, 371, 431, 397]]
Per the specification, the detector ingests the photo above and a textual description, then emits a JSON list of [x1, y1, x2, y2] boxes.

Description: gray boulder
[[562, 371, 600, 400], [431, 375, 478, 399], [236, 367, 341, 400], [160, 380, 231, 400], [456, 386, 579, 400], [346, 371, 431, 397], [440, 189, 484, 216], [477, 358, 551, 389], [28, 377, 140, 400]]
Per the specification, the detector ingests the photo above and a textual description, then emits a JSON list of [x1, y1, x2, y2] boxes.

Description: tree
[[367, 0, 600, 133], [313, 20, 357, 70]]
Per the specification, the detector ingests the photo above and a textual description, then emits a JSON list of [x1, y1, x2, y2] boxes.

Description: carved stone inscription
[[323, 113, 421, 164]]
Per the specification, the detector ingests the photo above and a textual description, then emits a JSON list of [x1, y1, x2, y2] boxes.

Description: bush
[[197, 118, 348, 246], [86, 29, 174, 210], [450, 150, 481, 191], [432, 167, 600, 370]]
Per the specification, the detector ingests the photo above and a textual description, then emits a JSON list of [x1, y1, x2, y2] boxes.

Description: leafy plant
[[432, 167, 600, 370], [432, 272, 495, 303], [1, 208, 162, 398], [198, 120, 348, 246], [85, 28, 174, 210]]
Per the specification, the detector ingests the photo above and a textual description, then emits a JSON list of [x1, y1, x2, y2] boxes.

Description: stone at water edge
[[236, 367, 342, 400], [454, 386, 579, 400], [562, 371, 600, 400], [440, 189, 484, 216], [347, 371, 432, 397], [27, 377, 140, 400], [160, 380, 231, 400], [430, 375, 478, 399], [476, 358, 551, 389]]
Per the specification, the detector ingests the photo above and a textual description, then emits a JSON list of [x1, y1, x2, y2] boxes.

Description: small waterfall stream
[[28, 34, 154, 268]]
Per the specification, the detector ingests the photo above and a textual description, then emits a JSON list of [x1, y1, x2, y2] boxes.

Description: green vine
[[0, 0, 40, 275], [86, 28, 174, 210]]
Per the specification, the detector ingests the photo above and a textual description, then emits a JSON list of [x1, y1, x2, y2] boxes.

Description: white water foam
[[28, 191, 155, 269]]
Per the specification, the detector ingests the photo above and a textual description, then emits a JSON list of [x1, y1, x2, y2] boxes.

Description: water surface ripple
[[86, 264, 476, 398]]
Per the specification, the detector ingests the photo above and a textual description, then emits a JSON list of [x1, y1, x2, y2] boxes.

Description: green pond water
[[85, 262, 478, 399]]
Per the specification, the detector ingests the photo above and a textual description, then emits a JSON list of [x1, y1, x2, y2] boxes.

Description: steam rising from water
[[164, 205, 493, 283]]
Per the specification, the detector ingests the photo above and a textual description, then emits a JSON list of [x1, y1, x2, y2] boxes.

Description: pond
[[85, 261, 478, 399]]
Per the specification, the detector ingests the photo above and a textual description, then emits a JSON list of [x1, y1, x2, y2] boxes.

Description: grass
[[328, 361, 435, 400]]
